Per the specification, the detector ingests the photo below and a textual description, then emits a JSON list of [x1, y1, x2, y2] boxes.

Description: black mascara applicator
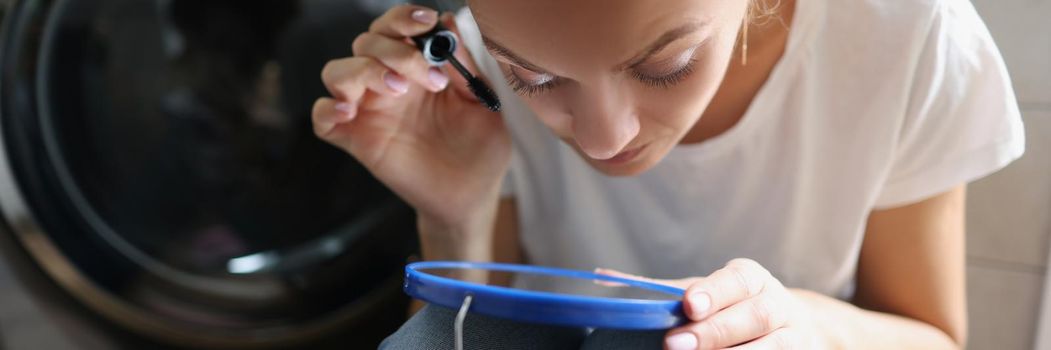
[[413, 24, 501, 112]]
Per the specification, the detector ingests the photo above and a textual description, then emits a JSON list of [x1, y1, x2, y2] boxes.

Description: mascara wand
[[412, 24, 501, 112]]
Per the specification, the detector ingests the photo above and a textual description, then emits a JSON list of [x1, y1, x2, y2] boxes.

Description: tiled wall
[[966, 0, 1051, 349]]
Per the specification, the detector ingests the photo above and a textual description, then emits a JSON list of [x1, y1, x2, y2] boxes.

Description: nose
[[570, 85, 640, 160]]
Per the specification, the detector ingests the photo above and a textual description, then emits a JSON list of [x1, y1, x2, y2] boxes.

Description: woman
[[313, 0, 1024, 348]]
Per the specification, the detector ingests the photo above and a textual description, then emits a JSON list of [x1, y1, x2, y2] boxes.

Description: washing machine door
[[0, 0, 422, 348]]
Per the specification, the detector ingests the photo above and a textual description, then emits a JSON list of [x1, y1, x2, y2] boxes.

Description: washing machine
[[0, 0, 426, 348]]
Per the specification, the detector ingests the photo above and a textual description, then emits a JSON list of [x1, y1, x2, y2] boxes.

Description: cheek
[[632, 44, 739, 153], [636, 53, 729, 131], [522, 98, 574, 136]]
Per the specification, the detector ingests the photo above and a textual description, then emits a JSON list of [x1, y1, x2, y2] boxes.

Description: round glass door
[[0, 0, 425, 347]]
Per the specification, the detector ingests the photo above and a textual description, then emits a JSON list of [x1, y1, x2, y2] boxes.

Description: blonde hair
[[747, 0, 783, 25], [739, 0, 783, 65]]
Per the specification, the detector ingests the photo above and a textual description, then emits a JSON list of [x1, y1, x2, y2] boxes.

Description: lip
[[598, 144, 646, 165]]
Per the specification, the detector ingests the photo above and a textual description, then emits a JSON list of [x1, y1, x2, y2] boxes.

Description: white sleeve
[[499, 147, 519, 198], [456, 7, 519, 199], [873, 0, 1025, 209]]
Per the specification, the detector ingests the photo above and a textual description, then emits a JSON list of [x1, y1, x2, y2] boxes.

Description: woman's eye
[[506, 65, 560, 97], [631, 46, 701, 89], [630, 58, 699, 89], [502, 42, 704, 96]]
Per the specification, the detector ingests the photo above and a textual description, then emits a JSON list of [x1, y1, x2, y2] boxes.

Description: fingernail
[[689, 292, 711, 318], [334, 102, 353, 113], [666, 333, 698, 350], [384, 71, 409, 94], [333, 102, 355, 120], [428, 67, 449, 90], [411, 9, 436, 24]]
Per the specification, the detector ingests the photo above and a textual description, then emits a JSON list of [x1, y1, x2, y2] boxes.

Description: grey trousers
[[379, 305, 666, 350]]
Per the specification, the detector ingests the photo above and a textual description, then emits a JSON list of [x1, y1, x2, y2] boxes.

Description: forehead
[[468, 0, 722, 75]]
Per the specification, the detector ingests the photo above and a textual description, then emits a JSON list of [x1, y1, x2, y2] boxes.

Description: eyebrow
[[617, 21, 707, 70], [481, 20, 708, 75], [482, 37, 549, 73]]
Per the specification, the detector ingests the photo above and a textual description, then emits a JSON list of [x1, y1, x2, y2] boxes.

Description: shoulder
[[815, 0, 993, 54], [821, 0, 957, 31], [799, 0, 1007, 110], [812, 0, 962, 54]]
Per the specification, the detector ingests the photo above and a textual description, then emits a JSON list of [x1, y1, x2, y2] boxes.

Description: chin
[[564, 140, 668, 177]]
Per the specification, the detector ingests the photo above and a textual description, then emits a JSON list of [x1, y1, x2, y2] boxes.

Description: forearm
[[416, 192, 501, 282], [409, 195, 510, 315], [796, 289, 961, 350], [417, 201, 498, 261]]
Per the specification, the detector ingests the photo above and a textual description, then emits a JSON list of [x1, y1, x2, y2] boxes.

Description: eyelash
[[631, 57, 699, 89], [504, 58, 700, 97], [505, 69, 559, 97]]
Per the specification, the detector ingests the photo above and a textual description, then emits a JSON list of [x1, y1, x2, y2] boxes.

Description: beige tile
[[967, 262, 1044, 350], [971, 0, 1051, 104], [1037, 257, 1051, 350], [968, 109, 1051, 267]]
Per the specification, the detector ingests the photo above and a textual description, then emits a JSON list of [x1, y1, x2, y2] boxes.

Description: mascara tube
[[412, 24, 501, 112]]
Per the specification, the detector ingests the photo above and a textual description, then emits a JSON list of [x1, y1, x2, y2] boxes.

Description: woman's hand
[[313, 5, 510, 228], [598, 259, 826, 349]]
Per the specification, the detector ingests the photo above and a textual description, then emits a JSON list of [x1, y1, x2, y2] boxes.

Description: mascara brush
[[413, 24, 501, 112]]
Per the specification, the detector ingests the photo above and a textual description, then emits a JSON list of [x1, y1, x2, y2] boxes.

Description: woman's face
[[469, 0, 748, 176]]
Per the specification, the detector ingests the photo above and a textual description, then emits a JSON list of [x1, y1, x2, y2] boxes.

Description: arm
[[417, 196, 522, 270], [822, 184, 967, 348], [410, 197, 522, 313], [490, 198, 525, 286], [786, 185, 966, 349], [611, 186, 968, 349]]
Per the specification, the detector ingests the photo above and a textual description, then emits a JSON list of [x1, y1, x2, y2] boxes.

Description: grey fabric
[[379, 305, 664, 350], [579, 329, 665, 350]]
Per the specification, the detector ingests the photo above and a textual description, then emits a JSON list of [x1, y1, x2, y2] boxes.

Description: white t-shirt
[[455, 0, 1025, 299]]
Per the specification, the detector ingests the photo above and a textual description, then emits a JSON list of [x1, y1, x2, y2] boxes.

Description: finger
[[321, 56, 409, 100], [667, 292, 788, 349], [723, 327, 801, 350], [369, 4, 439, 38], [312, 97, 355, 138], [684, 259, 771, 321], [591, 268, 632, 287], [594, 268, 701, 290], [352, 32, 449, 92]]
